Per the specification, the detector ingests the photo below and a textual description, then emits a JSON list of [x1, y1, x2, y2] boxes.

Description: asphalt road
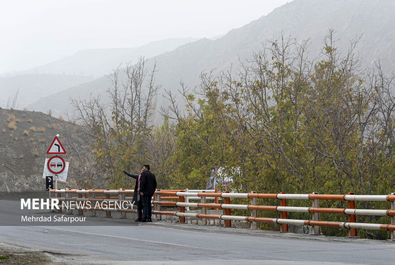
[[1, 223, 395, 264], [0, 199, 394, 264]]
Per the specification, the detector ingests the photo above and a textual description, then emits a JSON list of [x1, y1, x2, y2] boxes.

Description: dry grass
[[7, 114, 15, 122], [23, 130, 29, 136], [30, 126, 46, 133], [49, 123, 62, 130], [7, 113, 17, 130], [8, 121, 17, 130]]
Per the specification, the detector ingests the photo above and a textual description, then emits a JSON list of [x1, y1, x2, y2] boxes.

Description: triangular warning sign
[[46, 136, 66, 154]]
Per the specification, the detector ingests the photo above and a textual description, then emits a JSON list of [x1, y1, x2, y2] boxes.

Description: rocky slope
[[0, 108, 103, 192]]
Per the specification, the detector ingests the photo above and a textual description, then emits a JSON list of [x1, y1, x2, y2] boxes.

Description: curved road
[[1, 222, 394, 264], [0, 199, 394, 264]]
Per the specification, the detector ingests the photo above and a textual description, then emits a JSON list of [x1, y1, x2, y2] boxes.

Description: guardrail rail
[[49, 189, 395, 240]]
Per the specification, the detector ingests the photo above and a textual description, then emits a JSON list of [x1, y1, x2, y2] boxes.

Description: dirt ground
[[0, 243, 60, 265]]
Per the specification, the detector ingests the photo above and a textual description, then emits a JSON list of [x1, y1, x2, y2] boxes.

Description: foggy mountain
[[0, 38, 195, 110], [28, 0, 395, 119], [22, 38, 197, 77], [0, 74, 92, 110]]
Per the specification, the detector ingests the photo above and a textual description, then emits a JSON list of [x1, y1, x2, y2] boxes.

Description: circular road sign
[[47, 156, 66, 174]]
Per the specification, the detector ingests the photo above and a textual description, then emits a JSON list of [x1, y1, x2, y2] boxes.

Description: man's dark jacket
[[123, 170, 157, 201], [140, 170, 157, 197], [123, 170, 139, 202]]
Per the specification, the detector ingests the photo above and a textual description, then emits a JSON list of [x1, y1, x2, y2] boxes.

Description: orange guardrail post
[[347, 192, 357, 237], [57, 191, 62, 213], [311, 192, 321, 235], [224, 192, 231, 228], [391, 193, 394, 240], [78, 190, 83, 216], [279, 192, 288, 232], [179, 191, 185, 223], [106, 190, 111, 217], [85, 191, 89, 215], [215, 188, 219, 210], [250, 191, 257, 229], [92, 189, 97, 217], [201, 191, 207, 225], [119, 189, 126, 219], [63, 190, 68, 214], [155, 190, 161, 221]]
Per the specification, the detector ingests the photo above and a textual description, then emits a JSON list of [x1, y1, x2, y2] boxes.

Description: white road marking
[[42, 226, 215, 251]]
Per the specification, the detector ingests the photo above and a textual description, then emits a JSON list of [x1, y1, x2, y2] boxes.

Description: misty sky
[[0, 0, 290, 74]]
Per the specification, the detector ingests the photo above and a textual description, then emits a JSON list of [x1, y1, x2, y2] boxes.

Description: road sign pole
[[45, 135, 68, 191]]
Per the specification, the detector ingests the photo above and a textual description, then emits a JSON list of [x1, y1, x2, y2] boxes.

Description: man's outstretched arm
[[122, 170, 138, 179]]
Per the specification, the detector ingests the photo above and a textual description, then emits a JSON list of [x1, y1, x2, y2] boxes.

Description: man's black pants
[[136, 195, 152, 221], [142, 195, 152, 220], [136, 199, 143, 220]]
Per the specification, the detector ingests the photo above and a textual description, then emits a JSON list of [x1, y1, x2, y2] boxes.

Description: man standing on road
[[139, 165, 157, 222], [123, 167, 143, 222], [123, 165, 157, 222]]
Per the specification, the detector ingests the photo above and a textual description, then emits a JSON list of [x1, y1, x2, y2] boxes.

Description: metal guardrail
[[49, 189, 395, 240]]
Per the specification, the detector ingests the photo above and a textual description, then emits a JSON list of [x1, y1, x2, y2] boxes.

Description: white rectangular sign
[[42, 158, 69, 183]]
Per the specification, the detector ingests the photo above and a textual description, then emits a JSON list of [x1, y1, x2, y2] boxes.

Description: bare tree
[[73, 58, 159, 187]]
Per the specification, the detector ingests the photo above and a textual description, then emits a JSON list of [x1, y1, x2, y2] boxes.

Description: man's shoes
[[135, 218, 143, 222], [141, 219, 147, 222], [146, 219, 152, 222]]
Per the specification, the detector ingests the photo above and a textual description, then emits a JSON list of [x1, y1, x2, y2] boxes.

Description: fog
[[0, 0, 289, 74]]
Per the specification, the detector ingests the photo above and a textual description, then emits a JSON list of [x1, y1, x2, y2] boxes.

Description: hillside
[[147, 0, 395, 94], [27, 0, 395, 119], [0, 108, 104, 192]]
